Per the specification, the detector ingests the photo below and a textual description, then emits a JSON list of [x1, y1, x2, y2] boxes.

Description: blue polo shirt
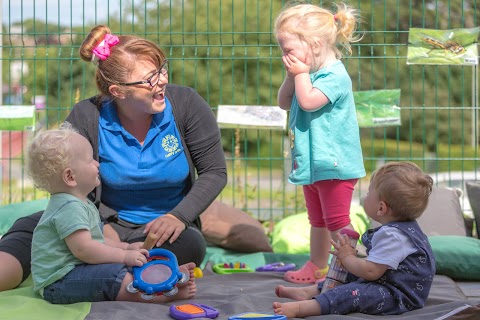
[[98, 98, 189, 224]]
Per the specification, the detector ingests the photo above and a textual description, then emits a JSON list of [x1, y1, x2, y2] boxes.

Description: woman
[[0, 25, 227, 291]]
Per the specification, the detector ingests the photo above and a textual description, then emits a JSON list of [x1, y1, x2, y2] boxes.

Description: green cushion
[[270, 205, 370, 254], [270, 212, 310, 254], [429, 235, 480, 281], [0, 199, 48, 235]]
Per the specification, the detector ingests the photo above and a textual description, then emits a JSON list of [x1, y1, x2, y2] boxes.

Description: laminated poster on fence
[[354, 89, 401, 128], [216, 105, 287, 130], [0, 105, 36, 131], [407, 27, 479, 65]]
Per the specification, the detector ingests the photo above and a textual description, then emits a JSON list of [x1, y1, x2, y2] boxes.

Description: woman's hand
[[282, 54, 310, 76], [144, 214, 186, 247]]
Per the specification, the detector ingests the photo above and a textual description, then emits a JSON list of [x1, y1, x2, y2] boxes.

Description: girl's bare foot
[[275, 284, 319, 301], [273, 300, 322, 318]]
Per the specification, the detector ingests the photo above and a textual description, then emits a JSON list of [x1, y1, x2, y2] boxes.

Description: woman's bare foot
[[117, 262, 197, 303], [169, 262, 197, 300], [275, 284, 319, 301], [170, 278, 197, 300], [177, 262, 196, 287], [273, 300, 322, 318]]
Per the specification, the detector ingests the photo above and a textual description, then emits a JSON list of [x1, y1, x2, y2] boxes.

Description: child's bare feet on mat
[[273, 301, 300, 319], [275, 284, 319, 301], [273, 300, 322, 318]]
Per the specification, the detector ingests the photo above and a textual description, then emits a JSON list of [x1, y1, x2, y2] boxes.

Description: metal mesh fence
[[1, 0, 478, 222]]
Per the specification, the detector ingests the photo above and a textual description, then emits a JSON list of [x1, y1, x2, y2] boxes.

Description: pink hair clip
[[91, 34, 120, 64], [333, 14, 338, 22]]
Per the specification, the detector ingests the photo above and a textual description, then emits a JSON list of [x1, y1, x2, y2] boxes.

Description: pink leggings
[[303, 179, 358, 231]]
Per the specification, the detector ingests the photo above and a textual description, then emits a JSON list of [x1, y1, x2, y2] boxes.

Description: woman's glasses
[[119, 60, 169, 87]]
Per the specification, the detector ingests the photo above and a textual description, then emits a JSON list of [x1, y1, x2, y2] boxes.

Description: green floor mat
[[0, 276, 91, 320]]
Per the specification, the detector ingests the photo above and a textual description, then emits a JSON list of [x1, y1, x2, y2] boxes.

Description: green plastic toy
[[212, 262, 254, 274]]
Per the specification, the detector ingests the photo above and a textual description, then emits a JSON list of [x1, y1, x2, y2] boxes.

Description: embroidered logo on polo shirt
[[162, 134, 180, 157]]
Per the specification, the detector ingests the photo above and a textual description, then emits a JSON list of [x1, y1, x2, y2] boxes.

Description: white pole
[[473, 65, 479, 149]]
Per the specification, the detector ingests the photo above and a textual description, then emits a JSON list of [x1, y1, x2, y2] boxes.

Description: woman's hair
[[79, 25, 166, 99], [274, 2, 362, 59], [26, 122, 78, 193], [370, 162, 433, 221]]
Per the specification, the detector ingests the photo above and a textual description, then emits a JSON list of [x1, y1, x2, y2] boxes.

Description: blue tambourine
[[126, 248, 189, 300]]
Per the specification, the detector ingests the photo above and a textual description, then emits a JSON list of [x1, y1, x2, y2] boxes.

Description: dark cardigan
[[65, 83, 227, 229]]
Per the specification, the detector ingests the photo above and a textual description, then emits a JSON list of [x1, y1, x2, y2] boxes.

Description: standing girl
[[274, 2, 366, 284]]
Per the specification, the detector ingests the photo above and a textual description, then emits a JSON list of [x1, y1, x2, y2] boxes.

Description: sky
[[1, 0, 123, 26]]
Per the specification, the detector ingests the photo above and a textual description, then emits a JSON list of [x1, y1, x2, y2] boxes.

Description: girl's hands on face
[[282, 54, 310, 76], [144, 214, 186, 247]]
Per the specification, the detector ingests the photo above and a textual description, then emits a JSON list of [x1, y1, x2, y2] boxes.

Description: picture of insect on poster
[[407, 27, 479, 65]]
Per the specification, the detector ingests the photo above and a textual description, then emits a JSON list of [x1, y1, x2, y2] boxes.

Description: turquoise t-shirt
[[31, 193, 103, 295], [288, 60, 366, 185], [99, 98, 189, 224]]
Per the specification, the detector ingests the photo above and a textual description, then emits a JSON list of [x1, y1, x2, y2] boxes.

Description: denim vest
[[362, 221, 436, 312]]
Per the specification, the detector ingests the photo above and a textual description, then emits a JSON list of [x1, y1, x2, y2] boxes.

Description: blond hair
[[26, 122, 78, 193], [274, 2, 361, 59], [371, 162, 433, 221], [79, 25, 166, 99]]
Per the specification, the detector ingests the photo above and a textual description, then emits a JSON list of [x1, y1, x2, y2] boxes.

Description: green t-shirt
[[31, 193, 104, 295]]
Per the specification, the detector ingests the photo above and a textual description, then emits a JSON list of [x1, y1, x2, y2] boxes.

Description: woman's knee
[[0, 211, 43, 290], [0, 251, 24, 291], [162, 227, 206, 266], [0, 231, 35, 282]]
